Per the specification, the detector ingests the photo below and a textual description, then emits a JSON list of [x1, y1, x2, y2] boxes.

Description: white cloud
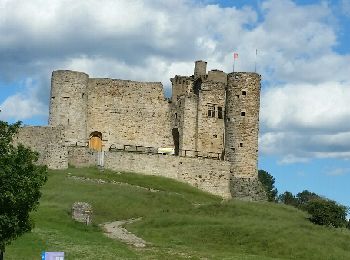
[[0, 79, 47, 121], [260, 81, 350, 161], [326, 167, 350, 176], [1, 0, 350, 161]]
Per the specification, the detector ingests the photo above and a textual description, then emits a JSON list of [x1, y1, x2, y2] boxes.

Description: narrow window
[[67, 119, 70, 125], [241, 111, 246, 116], [218, 107, 223, 119], [175, 113, 178, 119], [240, 143, 243, 147], [242, 90, 247, 96], [82, 93, 85, 98], [208, 105, 215, 118]]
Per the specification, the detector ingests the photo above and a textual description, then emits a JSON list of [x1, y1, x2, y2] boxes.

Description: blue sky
[[0, 0, 349, 210]]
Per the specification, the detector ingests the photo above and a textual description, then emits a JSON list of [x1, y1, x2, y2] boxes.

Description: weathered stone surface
[[14, 126, 68, 169], [68, 146, 96, 167], [230, 176, 267, 201], [13, 61, 263, 201], [225, 72, 261, 178], [105, 151, 232, 198], [72, 202, 93, 225]]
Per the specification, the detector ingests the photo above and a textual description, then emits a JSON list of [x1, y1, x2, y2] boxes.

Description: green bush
[[278, 191, 298, 207], [258, 170, 278, 202], [304, 199, 348, 228]]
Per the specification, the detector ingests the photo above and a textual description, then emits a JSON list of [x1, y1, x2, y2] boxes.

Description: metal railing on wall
[[108, 144, 223, 160]]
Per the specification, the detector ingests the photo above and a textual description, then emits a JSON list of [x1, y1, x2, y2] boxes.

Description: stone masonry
[[14, 61, 266, 200]]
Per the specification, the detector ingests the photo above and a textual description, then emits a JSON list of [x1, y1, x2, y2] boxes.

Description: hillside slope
[[6, 167, 350, 259]]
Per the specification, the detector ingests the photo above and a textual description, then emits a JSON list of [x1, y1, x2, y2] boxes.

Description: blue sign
[[41, 252, 65, 260]]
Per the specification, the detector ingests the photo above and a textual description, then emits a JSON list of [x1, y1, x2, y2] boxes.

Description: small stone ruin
[[71, 202, 93, 225]]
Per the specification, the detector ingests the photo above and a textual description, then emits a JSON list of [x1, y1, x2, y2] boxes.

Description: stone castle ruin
[[14, 61, 266, 200]]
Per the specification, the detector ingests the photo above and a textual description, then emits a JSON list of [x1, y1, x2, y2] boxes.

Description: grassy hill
[[6, 167, 350, 259]]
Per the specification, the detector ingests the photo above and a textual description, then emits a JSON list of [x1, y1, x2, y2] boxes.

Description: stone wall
[[49, 70, 89, 146], [68, 146, 96, 167], [104, 151, 231, 198], [196, 81, 226, 158], [225, 72, 261, 177], [230, 176, 267, 201], [86, 78, 173, 151], [14, 126, 68, 169]]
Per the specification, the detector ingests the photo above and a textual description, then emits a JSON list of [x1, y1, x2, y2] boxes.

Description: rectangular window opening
[[208, 105, 215, 118], [239, 143, 243, 147], [218, 107, 223, 119], [241, 111, 246, 116], [242, 90, 247, 96]]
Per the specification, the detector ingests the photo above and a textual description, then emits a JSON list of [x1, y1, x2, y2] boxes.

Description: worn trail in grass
[[6, 167, 350, 259]]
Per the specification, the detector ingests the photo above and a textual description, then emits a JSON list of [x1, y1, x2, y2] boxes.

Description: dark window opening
[[236, 95, 239, 98], [51, 96, 55, 99], [193, 78, 202, 95], [82, 93, 85, 98], [240, 143, 243, 147], [175, 113, 177, 119], [172, 128, 180, 156], [208, 105, 215, 118], [213, 134, 217, 138], [242, 90, 247, 96], [241, 111, 246, 116], [67, 119, 69, 125], [218, 107, 223, 119]]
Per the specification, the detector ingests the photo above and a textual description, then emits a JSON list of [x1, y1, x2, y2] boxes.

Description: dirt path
[[101, 218, 147, 248]]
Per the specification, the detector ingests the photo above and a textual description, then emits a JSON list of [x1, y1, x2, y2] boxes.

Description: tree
[[296, 190, 320, 209], [278, 191, 298, 207], [0, 120, 47, 259], [258, 170, 278, 202], [304, 198, 348, 228]]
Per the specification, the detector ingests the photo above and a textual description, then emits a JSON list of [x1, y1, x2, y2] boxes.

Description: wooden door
[[89, 136, 102, 151]]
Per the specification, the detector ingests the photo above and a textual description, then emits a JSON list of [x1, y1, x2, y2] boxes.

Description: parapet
[[207, 69, 227, 84]]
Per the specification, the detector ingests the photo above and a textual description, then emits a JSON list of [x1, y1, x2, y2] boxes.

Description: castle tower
[[49, 70, 89, 146], [194, 60, 207, 79], [224, 72, 261, 177]]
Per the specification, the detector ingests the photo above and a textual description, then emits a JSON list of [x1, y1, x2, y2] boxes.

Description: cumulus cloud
[[1, 0, 350, 161], [0, 78, 47, 121], [260, 81, 350, 161]]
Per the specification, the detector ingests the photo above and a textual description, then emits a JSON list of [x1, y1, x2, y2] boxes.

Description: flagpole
[[233, 52, 238, 73], [254, 49, 257, 73]]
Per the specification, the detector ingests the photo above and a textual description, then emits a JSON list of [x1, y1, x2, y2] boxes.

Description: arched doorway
[[89, 131, 102, 151]]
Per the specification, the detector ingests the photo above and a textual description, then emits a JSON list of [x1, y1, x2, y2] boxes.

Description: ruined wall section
[[49, 70, 89, 146], [225, 73, 261, 178], [105, 151, 231, 198], [207, 70, 227, 84], [170, 76, 193, 102], [196, 81, 226, 158], [68, 146, 96, 168], [86, 79, 173, 150], [176, 94, 198, 157], [194, 60, 207, 79], [14, 126, 68, 169]]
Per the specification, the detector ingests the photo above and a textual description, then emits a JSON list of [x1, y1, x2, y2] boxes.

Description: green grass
[[5, 167, 350, 259]]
